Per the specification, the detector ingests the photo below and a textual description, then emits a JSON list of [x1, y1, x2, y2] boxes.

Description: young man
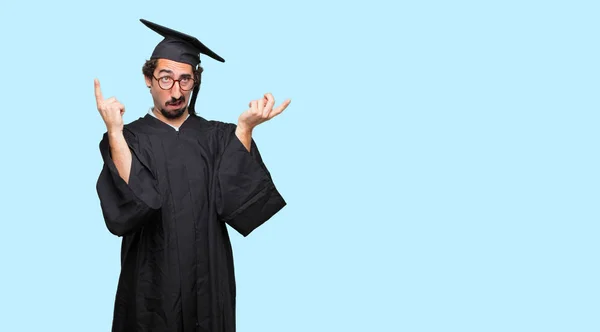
[[95, 19, 290, 332]]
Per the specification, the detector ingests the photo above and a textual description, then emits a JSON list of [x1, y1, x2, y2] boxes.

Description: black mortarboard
[[141, 19, 225, 66], [140, 19, 225, 113]]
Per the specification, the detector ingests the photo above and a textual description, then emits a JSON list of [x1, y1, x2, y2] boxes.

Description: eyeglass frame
[[152, 74, 197, 91]]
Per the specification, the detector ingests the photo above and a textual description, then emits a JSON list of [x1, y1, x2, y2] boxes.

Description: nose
[[170, 81, 182, 98]]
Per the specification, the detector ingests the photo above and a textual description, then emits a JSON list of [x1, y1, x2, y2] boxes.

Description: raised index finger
[[94, 78, 104, 105]]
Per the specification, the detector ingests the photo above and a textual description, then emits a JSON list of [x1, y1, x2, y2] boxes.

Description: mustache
[[166, 96, 185, 106]]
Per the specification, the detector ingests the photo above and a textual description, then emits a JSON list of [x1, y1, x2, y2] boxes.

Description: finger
[[263, 93, 275, 117], [105, 100, 124, 116], [114, 101, 125, 113], [94, 79, 104, 106], [250, 100, 258, 114], [269, 99, 291, 119], [258, 96, 264, 115], [264, 93, 275, 109]]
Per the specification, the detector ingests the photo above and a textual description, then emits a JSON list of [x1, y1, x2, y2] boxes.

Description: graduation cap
[[140, 19, 225, 113]]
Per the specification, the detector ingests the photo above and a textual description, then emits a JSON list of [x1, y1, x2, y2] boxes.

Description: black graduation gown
[[96, 113, 286, 332]]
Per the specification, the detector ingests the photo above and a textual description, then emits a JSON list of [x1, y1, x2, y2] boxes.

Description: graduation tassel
[[188, 82, 200, 115]]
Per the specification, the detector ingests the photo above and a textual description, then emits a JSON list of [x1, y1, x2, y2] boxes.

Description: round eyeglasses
[[153, 75, 196, 91]]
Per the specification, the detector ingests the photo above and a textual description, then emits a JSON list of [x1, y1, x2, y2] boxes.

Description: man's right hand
[[94, 78, 132, 184], [95, 79, 125, 133]]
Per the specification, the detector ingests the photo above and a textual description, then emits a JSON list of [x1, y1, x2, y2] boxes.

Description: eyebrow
[[157, 69, 192, 78]]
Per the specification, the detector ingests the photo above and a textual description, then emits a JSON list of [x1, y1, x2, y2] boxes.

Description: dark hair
[[142, 58, 204, 87]]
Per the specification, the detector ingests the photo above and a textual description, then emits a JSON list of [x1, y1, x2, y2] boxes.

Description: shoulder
[[185, 115, 239, 154], [186, 114, 236, 137], [123, 116, 151, 135]]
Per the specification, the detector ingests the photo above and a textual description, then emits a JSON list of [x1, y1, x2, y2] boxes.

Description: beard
[[159, 97, 187, 119]]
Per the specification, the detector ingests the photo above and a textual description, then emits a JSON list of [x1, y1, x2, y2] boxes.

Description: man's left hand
[[237, 93, 291, 133]]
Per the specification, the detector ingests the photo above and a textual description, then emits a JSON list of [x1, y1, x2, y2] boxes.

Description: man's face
[[145, 58, 195, 119]]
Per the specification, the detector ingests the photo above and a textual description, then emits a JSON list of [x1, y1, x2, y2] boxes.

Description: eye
[[181, 77, 191, 83], [159, 76, 172, 83]]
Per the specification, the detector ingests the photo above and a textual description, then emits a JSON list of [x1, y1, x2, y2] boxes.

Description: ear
[[144, 75, 152, 88]]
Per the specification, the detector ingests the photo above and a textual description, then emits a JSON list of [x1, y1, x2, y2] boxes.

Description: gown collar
[[146, 108, 190, 131]]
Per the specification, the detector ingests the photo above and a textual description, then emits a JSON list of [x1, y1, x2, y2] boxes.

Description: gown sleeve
[[96, 129, 162, 237], [215, 124, 286, 237]]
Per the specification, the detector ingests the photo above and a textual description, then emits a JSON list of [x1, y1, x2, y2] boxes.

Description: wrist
[[236, 123, 253, 135], [107, 128, 123, 137]]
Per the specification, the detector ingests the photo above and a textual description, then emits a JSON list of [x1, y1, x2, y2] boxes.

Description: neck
[[152, 107, 190, 128]]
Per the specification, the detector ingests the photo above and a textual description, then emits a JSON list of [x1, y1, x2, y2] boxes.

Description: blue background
[[1, 0, 598, 331]]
